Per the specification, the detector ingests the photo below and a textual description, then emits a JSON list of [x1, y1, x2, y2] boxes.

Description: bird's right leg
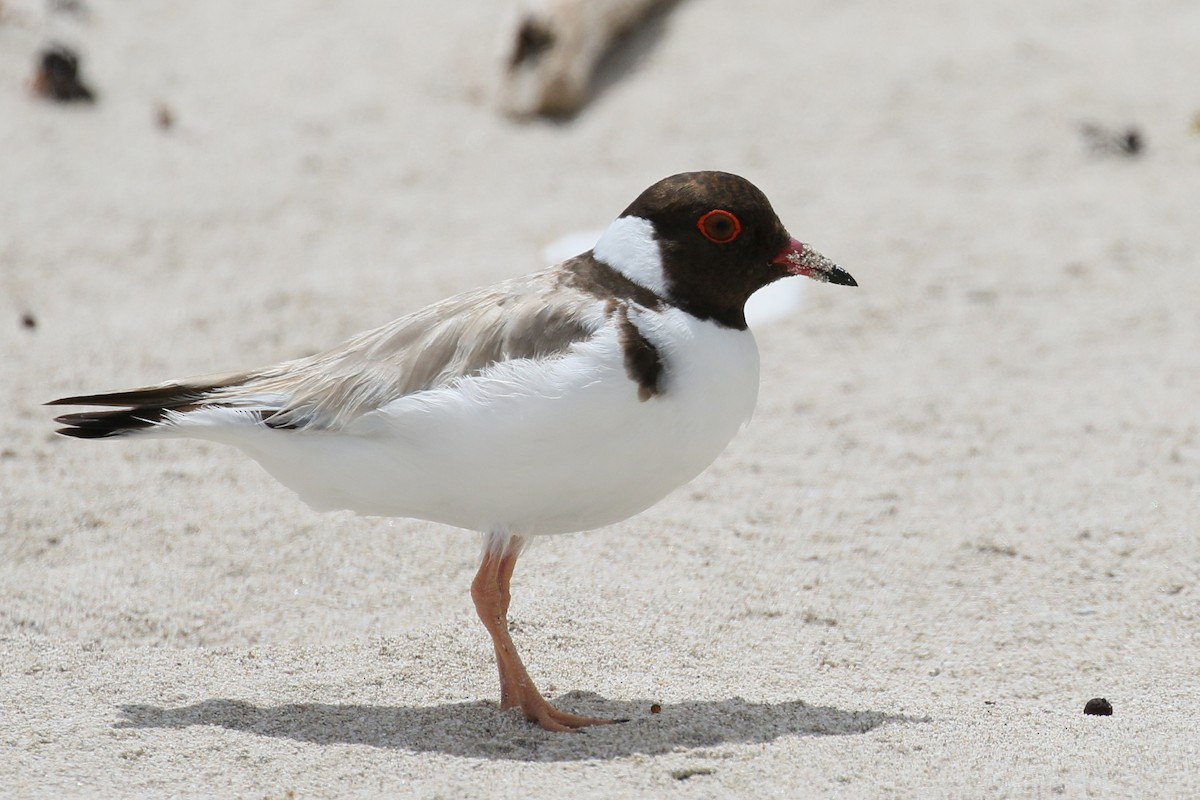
[[471, 534, 614, 732]]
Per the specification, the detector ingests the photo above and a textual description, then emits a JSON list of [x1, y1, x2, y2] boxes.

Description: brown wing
[[50, 261, 624, 438], [210, 268, 606, 430]]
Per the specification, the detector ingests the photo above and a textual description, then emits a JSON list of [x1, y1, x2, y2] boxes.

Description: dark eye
[[697, 209, 742, 244]]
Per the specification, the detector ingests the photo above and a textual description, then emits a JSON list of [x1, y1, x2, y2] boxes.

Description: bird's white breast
[[230, 307, 759, 536]]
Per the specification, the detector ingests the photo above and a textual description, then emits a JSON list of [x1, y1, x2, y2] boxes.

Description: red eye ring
[[698, 209, 742, 244]]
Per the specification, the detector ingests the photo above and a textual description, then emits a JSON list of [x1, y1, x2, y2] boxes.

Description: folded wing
[[50, 268, 605, 438]]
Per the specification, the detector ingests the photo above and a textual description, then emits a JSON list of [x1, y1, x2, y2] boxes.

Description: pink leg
[[470, 537, 615, 732]]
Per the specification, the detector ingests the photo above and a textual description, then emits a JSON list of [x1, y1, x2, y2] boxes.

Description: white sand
[[3, 0, 1200, 796]]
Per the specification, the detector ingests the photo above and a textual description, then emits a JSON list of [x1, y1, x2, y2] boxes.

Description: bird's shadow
[[116, 692, 921, 761]]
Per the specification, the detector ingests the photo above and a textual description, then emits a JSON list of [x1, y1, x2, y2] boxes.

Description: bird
[[49, 171, 856, 732]]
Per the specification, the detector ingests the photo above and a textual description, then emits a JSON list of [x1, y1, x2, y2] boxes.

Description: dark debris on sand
[[32, 44, 96, 103]]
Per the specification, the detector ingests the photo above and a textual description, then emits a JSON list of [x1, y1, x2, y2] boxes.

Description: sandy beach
[[3, 0, 1199, 796]]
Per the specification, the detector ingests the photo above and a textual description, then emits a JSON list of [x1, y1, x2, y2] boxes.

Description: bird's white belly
[[235, 309, 759, 535]]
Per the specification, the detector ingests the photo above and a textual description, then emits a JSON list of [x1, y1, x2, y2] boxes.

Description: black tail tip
[[54, 425, 117, 439], [51, 408, 162, 439]]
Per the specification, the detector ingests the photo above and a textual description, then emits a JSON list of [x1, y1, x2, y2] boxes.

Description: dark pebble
[[1121, 130, 1143, 155], [1079, 122, 1143, 157], [155, 102, 174, 130], [671, 768, 715, 781], [32, 44, 95, 103], [21, 312, 37, 330], [1083, 697, 1113, 716], [650, 703, 661, 714]]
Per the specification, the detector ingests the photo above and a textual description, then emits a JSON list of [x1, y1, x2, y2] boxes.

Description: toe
[[545, 706, 618, 728], [522, 696, 620, 730]]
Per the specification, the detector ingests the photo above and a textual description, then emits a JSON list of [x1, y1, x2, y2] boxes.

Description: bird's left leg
[[471, 534, 614, 732]]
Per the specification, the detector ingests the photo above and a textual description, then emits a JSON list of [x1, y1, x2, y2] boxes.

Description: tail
[[48, 373, 251, 439]]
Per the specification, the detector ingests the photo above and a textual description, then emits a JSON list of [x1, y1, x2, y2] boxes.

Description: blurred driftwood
[[498, 0, 668, 118]]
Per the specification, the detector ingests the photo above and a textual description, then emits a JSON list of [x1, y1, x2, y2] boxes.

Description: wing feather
[[203, 269, 605, 430], [50, 258, 633, 437]]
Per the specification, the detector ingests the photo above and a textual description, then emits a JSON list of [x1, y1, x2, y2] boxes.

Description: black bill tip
[[827, 266, 857, 287]]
